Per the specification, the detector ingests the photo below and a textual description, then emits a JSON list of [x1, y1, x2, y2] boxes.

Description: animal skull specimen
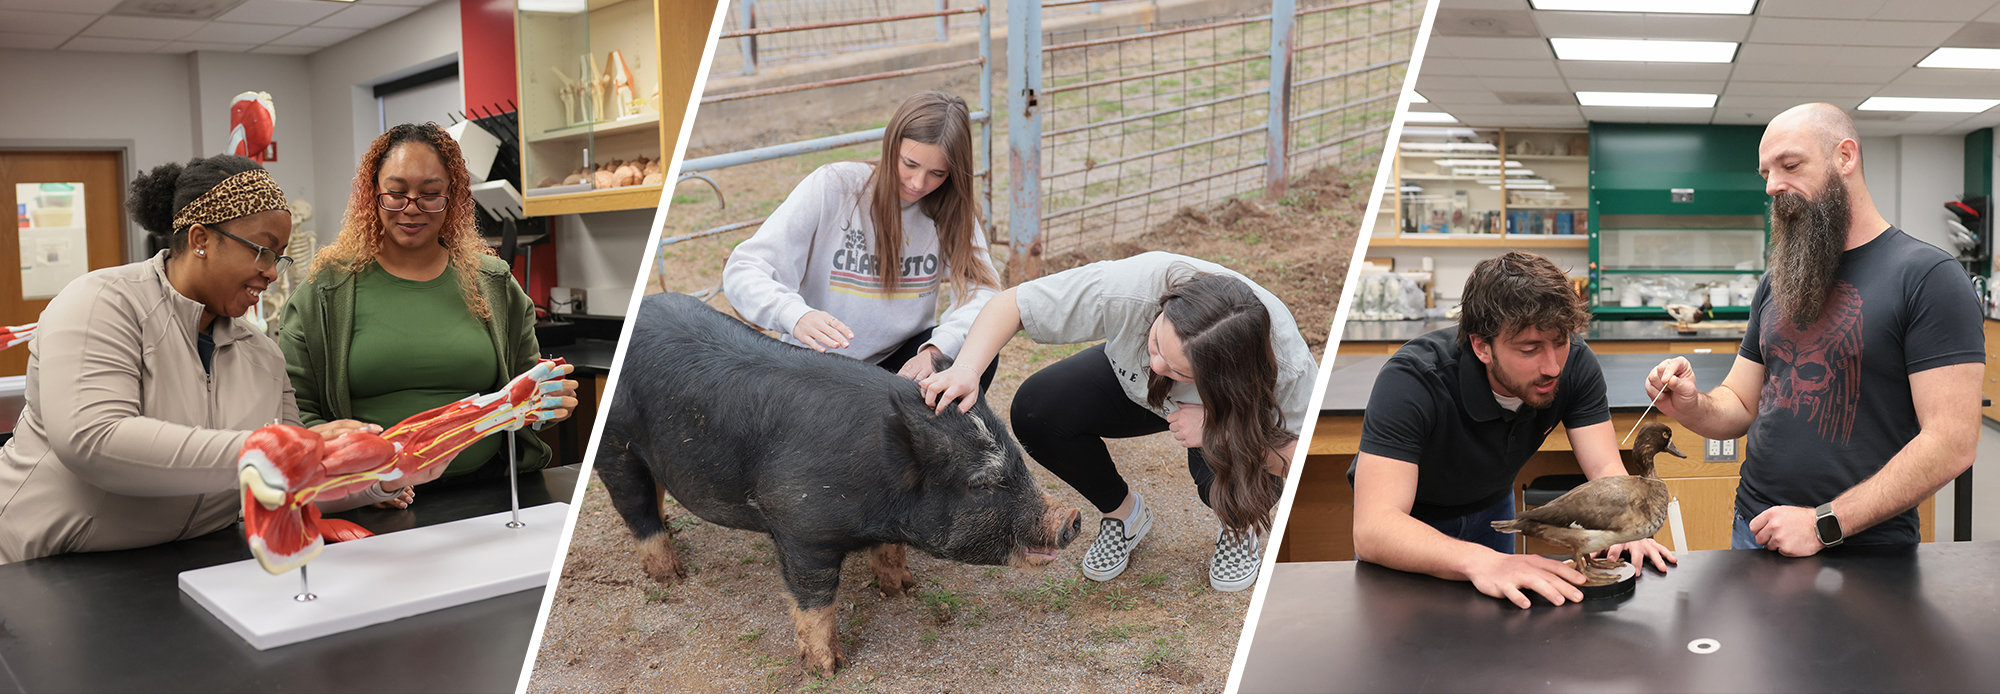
[[237, 358, 572, 574]]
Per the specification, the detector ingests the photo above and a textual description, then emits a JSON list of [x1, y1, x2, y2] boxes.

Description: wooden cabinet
[[1983, 319, 2000, 423]]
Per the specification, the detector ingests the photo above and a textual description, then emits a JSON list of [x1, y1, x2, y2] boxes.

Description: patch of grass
[[739, 629, 765, 644], [643, 585, 672, 603], [1140, 634, 1188, 671], [915, 587, 966, 624], [919, 628, 940, 644], [982, 567, 1003, 579], [1086, 622, 1154, 643], [668, 515, 705, 532], [1100, 585, 1138, 610], [1136, 570, 1170, 588]]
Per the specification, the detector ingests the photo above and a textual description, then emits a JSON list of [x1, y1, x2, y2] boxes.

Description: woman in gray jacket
[[0, 155, 420, 564]]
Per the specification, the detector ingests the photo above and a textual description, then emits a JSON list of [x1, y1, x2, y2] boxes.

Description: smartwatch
[[1814, 502, 1843, 547]]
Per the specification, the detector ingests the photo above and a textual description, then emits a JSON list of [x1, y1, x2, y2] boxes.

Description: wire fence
[[1028, 0, 1415, 258], [715, 0, 985, 76], [1287, 0, 1419, 173]]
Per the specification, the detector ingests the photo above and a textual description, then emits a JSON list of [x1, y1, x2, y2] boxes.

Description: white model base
[[179, 503, 570, 650]]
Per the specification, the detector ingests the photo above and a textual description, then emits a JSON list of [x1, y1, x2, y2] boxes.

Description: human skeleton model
[[1, 323, 34, 350], [237, 358, 572, 575]]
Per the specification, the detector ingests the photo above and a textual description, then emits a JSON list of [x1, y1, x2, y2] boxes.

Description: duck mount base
[[1566, 559, 1638, 599]]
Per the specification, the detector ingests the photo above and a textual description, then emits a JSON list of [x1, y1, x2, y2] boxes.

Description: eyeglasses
[[211, 227, 295, 275], [376, 192, 450, 213]]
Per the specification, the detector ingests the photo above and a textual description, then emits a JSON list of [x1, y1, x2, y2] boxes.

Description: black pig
[[595, 292, 1083, 675]]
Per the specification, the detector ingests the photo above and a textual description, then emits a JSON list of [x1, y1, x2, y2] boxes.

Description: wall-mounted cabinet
[[517, 0, 718, 216], [1371, 127, 1589, 249], [1587, 123, 1770, 319]]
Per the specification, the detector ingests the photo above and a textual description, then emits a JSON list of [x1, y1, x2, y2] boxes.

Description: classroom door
[[1, 150, 126, 378]]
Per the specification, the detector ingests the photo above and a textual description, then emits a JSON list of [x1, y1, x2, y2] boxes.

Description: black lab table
[[1237, 542, 2000, 693], [0, 465, 578, 693]]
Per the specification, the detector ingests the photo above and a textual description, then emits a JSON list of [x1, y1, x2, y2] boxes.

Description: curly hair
[[1457, 251, 1588, 351], [315, 122, 495, 320], [127, 154, 265, 255]]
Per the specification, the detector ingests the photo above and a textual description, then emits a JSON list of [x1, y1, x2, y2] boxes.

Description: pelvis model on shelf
[[2, 323, 35, 350], [237, 358, 572, 575]]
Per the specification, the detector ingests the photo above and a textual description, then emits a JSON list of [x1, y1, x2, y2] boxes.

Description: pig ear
[[886, 392, 943, 490]]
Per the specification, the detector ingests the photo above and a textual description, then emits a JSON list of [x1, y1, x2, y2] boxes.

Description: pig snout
[[1055, 507, 1082, 548], [1015, 504, 1082, 568]]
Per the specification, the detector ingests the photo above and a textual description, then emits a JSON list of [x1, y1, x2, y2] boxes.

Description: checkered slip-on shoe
[[1080, 492, 1152, 582], [1209, 526, 1262, 592]]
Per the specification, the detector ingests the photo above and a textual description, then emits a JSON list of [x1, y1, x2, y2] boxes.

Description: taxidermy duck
[[1492, 422, 1683, 584]]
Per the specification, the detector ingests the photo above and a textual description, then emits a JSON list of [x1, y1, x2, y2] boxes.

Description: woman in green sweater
[[282, 122, 578, 499]]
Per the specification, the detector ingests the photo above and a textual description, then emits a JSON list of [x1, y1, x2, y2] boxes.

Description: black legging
[[876, 326, 998, 392], [1010, 344, 1216, 514]]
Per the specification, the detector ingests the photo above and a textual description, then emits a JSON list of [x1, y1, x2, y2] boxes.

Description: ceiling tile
[[0, 9, 93, 35], [157, 40, 259, 53], [0, 0, 121, 12], [1447, 104, 1582, 117], [1721, 81, 1883, 97], [1869, 0, 1996, 22], [1420, 89, 1506, 105], [1477, 76, 1571, 92], [1981, 4, 2000, 21], [185, 21, 293, 43], [0, 31, 63, 49], [1731, 63, 1911, 83], [1458, 58, 1563, 78], [1414, 75, 1494, 91], [1556, 61, 1733, 80], [1578, 106, 1716, 123], [217, 0, 345, 25], [1532, 11, 1753, 42], [312, 4, 417, 29], [1718, 94, 1865, 109], [80, 15, 204, 40], [61, 35, 168, 52], [1564, 78, 1726, 93], [1887, 67, 2000, 87], [1427, 35, 1554, 60], [269, 25, 362, 46], [250, 43, 319, 54], [1735, 43, 1929, 67], [1748, 18, 1960, 47], [353, 0, 437, 5], [1415, 57, 1479, 76], [1758, 0, 1889, 19], [1444, 0, 1533, 9]]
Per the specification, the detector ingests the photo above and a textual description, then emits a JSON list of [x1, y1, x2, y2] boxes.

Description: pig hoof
[[792, 604, 846, 675], [639, 534, 685, 583], [868, 545, 916, 598]]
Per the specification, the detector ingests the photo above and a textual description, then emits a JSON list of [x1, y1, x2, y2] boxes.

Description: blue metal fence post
[[1265, 0, 1295, 198], [737, 0, 758, 75], [1007, 0, 1043, 282], [938, 0, 950, 43], [980, 0, 993, 231]]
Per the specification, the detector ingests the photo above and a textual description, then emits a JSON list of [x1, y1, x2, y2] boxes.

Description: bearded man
[[1646, 103, 1983, 556], [1352, 252, 1677, 609]]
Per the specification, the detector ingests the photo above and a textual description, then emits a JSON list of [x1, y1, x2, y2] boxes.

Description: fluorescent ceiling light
[[1857, 96, 2000, 112], [1411, 92, 1428, 103], [1550, 38, 1738, 63], [1403, 111, 1459, 124], [1576, 91, 1717, 108], [1435, 159, 1521, 167], [1398, 142, 1498, 152], [518, 0, 586, 11], [1529, 0, 1755, 14], [1918, 47, 2000, 69]]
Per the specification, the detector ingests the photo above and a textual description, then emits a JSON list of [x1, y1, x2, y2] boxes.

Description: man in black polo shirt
[[1353, 252, 1676, 609], [1647, 103, 1981, 556]]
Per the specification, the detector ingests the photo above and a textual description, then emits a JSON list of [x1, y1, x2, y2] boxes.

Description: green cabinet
[[1587, 123, 1771, 319]]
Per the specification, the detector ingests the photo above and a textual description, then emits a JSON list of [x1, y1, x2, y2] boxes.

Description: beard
[[1768, 169, 1851, 326], [1490, 358, 1558, 408]]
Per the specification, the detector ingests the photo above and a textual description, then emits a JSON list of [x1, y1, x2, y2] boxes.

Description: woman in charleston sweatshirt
[[722, 91, 1003, 388]]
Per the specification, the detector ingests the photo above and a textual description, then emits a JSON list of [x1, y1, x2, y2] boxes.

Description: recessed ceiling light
[[1435, 159, 1521, 167], [1917, 47, 2000, 70], [1404, 111, 1459, 124], [1550, 38, 1738, 63], [1411, 92, 1429, 103], [1398, 142, 1499, 152], [1857, 96, 2000, 112], [1576, 91, 1717, 108], [1529, 0, 1755, 14]]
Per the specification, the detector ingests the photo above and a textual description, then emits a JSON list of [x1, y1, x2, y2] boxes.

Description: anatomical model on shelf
[[255, 199, 317, 333], [536, 156, 661, 190], [606, 49, 638, 118], [229, 91, 276, 163], [237, 358, 573, 575], [1, 323, 34, 350]]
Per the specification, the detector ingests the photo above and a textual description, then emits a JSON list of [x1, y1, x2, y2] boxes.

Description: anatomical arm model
[[238, 358, 572, 574], [2, 323, 35, 350]]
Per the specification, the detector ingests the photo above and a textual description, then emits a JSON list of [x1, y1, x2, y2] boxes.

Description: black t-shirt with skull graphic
[[1737, 226, 1983, 545]]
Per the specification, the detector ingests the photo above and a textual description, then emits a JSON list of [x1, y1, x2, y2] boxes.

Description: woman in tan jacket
[[0, 155, 429, 564]]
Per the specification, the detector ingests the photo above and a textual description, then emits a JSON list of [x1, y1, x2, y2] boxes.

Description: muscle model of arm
[[1, 323, 35, 350], [238, 358, 573, 574]]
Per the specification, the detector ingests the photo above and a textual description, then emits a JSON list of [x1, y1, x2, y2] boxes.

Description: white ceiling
[[0, 0, 436, 56], [1414, 0, 2000, 135]]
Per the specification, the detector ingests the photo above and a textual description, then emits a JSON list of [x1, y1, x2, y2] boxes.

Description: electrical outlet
[[1705, 437, 1736, 462]]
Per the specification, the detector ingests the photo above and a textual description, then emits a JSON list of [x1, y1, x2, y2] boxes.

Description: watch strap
[[1814, 502, 1844, 547]]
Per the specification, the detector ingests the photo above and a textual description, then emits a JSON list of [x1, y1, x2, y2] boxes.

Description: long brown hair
[[865, 91, 995, 299], [1145, 272, 1291, 536], [316, 122, 495, 320]]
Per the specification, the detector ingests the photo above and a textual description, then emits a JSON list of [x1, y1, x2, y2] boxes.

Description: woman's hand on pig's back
[[920, 367, 981, 414]]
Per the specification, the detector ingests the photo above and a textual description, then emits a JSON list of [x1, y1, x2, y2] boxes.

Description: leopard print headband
[[169, 168, 289, 234]]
